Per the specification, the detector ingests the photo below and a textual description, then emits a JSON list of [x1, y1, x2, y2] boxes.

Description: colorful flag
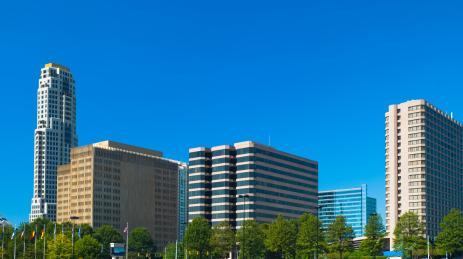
[[30, 230, 35, 241], [20, 228, 25, 239], [78, 227, 81, 238], [40, 228, 45, 239], [123, 224, 128, 234], [11, 228, 16, 240]]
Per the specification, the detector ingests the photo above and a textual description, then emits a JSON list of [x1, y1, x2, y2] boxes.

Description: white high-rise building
[[385, 99, 463, 247], [29, 63, 78, 222]]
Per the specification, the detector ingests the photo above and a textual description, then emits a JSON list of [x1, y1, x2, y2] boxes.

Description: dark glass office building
[[188, 141, 318, 228]]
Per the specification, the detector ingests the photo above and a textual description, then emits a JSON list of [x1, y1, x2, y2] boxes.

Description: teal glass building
[[318, 184, 376, 238]]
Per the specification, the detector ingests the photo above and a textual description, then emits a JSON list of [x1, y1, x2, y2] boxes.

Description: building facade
[[188, 141, 318, 228], [385, 99, 463, 243], [57, 141, 180, 250], [30, 63, 78, 222], [178, 164, 188, 241], [318, 184, 377, 238]]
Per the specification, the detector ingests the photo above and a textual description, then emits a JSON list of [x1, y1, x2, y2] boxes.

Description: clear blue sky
[[2, 0, 463, 225]]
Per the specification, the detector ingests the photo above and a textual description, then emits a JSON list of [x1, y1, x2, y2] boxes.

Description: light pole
[[315, 205, 324, 259], [70, 216, 79, 259], [237, 194, 250, 259]]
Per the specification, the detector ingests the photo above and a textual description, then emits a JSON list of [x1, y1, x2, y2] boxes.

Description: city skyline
[[3, 1, 463, 226]]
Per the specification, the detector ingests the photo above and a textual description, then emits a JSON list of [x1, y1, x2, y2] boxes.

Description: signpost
[[110, 243, 126, 259]]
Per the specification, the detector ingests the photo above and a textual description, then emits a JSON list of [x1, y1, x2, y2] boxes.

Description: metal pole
[[34, 225, 37, 259], [1, 223, 4, 259], [43, 224, 46, 259], [71, 223, 74, 259], [175, 240, 178, 259], [125, 222, 129, 259], [427, 236, 430, 259], [13, 231, 16, 259]]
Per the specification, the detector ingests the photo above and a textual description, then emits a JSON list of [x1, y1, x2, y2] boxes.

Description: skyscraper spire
[[29, 63, 78, 222]]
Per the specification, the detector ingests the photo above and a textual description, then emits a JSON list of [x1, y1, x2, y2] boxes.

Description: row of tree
[[168, 208, 463, 259], [169, 213, 366, 259], [0, 218, 156, 258]]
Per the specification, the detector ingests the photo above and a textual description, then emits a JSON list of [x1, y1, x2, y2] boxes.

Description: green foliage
[[47, 233, 72, 259], [326, 215, 354, 259], [236, 220, 265, 259], [128, 227, 155, 256], [183, 217, 212, 259], [210, 221, 235, 259], [296, 213, 325, 258], [75, 235, 101, 259], [92, 224, 124, 258], [164, 242, 184, 259], [264, 215, 298, 259], [360, 214, 386, 256], [436, 209, 463, 257], [393, 211, 426, 258]]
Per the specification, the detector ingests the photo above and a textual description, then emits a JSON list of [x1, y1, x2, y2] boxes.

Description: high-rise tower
[[385, 99, 463, 246], [30, 63, 77, 222]]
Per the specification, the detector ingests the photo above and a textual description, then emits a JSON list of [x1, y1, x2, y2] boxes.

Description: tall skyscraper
[[57, 141, 180, 250], [30, 63, 78, 222], [188, 141, 318, 228], [385, 99, 463, 244], [318, 184, 377, 238]]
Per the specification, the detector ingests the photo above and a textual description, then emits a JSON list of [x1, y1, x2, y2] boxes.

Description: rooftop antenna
[[268, 134, 271, 146], [451, 112, 454, 119]]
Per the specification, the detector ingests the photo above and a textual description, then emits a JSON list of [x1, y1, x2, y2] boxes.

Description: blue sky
[[2, 0, 463, 225]]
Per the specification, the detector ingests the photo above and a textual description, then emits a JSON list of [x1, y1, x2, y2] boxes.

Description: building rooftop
[[93, 140, 163, 158], [44, 63, 70, 71]]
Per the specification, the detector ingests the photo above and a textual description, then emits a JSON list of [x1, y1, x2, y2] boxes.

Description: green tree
[[75, 235, 101, 259], [326, 215, 354, 259], [296, 213, 325, 259], [92, 225, 123, 258], [264, 215, 298, 259], [164, 242, 184, 259], [47, 234, 72, 259], [360, 214, 386, 257], [183, 217, 212, 259], [393, 212, 426, 259], [436, 209, 463, 258], [128, 227, 155, 256], [210, 221, 235, 259], [236, 220, 265, 259]]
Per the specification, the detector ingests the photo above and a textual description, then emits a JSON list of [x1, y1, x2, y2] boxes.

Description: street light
[[237, 194, 250, 259], [70, 216, 79, 259], [315, 204, 325, 259]]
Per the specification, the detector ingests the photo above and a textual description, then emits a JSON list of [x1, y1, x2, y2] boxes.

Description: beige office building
[[57, 141, 180, 250], [385, 100, 463, 246]]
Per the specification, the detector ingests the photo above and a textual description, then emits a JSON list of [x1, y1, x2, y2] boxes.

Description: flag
[[53, 223, 56, 239], [123, 223, 128, 234], [20, 228, 25, 239], [30, 230, 35, 241], [11, 228, 16, 240], [40, 228, 45, 239], [78, 227, 81, 238]]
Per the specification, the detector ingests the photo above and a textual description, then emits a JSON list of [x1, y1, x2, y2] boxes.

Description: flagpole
[[13, 229, 16, 259], [1, 223, 4, 259], [125, 222, 129, 259], [34, 225, 37, 259], [23, 225, 26, 259], [43, 224, 46, 259]]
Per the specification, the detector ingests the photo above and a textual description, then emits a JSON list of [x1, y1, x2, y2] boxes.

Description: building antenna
[[268, 134, 271, 146]]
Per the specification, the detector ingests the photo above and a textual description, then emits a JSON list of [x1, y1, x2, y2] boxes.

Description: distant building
[[57, 141, 180, 250], [178, 164, 188, 241], [318, 184, 376, 238], [385, 99, 463, 243], [188, 141, 318, 228], [30, 63, 78, 222]]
